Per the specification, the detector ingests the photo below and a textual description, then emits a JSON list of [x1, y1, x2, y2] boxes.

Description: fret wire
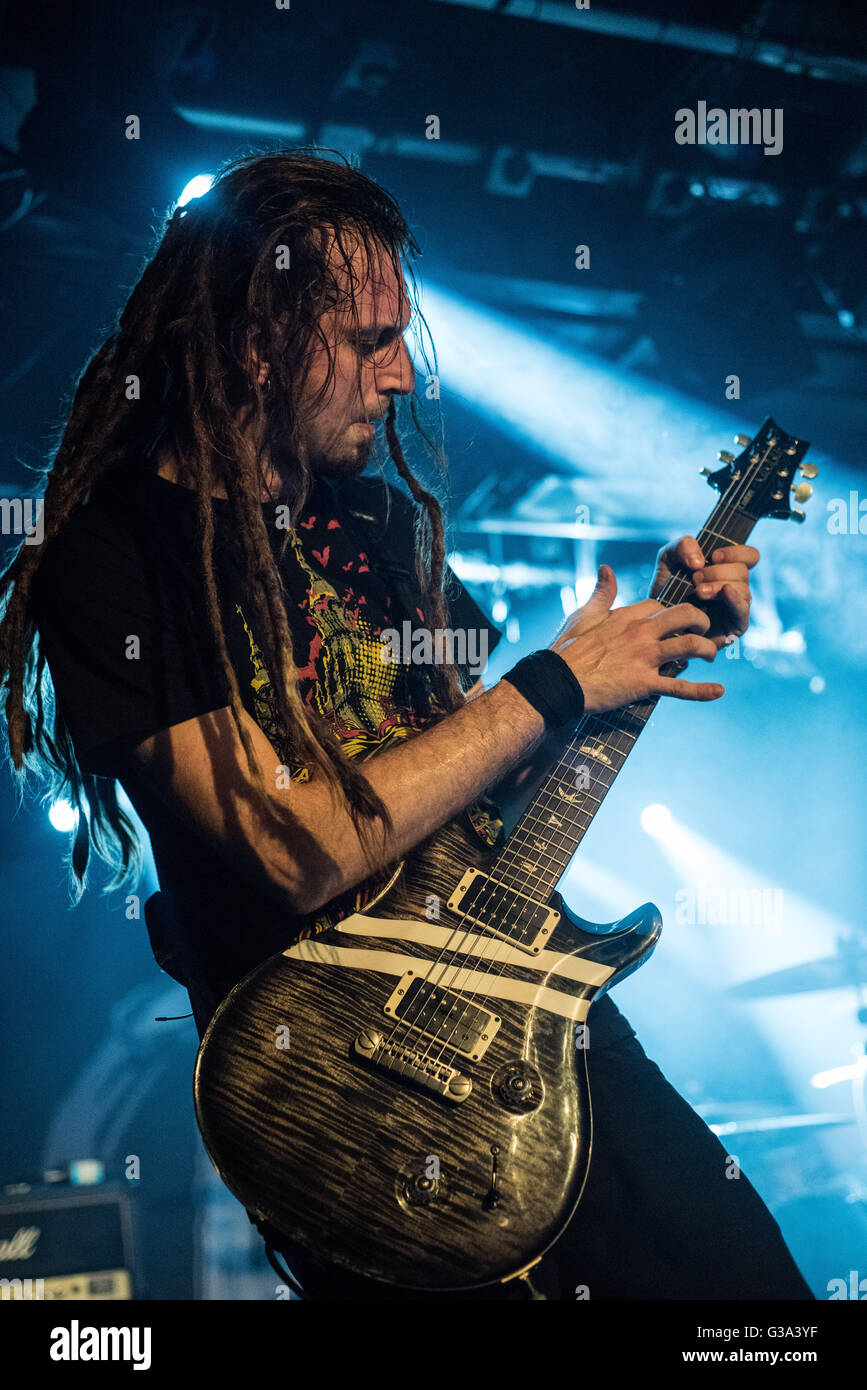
[[499, 836, 580, 877], [499, 736, 642, 885], [497, 776, 607, 884], [490, 479, 761, 897], [528, 788, 605, 812], [572, 746, 638, 774], [515, 802, 596, 841]]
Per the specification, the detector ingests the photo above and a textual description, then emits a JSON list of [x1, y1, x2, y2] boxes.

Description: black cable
[[265, 1243, 309, 1301]]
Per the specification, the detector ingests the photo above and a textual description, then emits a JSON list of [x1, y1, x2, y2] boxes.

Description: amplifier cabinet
[[0, 1184, 136, 1300]]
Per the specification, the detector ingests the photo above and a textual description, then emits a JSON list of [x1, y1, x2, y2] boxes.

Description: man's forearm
[[282, 679, 550, 910], [486, 727, 567, 838], [462, 677, 564, 834]]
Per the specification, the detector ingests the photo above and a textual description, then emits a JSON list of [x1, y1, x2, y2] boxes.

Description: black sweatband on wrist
[[501, 650, 585, 731]]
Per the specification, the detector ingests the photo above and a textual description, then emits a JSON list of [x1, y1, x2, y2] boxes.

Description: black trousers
[[259, 996, 815, 1300]]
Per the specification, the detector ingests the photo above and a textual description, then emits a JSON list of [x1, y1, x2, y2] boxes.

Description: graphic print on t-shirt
[[285, 526, 440, 762], [234, 601, 309, 779], [233, 493, 446, 778]]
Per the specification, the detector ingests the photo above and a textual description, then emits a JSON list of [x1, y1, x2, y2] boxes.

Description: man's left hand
[[651, 536, 760, 649]]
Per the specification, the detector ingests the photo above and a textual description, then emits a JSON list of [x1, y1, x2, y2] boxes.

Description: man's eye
[[358, 334, 397, 357]]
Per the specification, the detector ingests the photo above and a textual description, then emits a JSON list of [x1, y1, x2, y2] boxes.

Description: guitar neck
[[491, 503, 758, 899]]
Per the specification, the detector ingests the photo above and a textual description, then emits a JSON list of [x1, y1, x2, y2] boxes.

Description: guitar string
[[408, 571, 715, 1077], [369, 565, 704, 1084], [370, 483, 764, 1084], [369, 443, 772, 1083], [370, 433, 791, 1083], [403, 445, 780, 1079], [415, 448, 778, 1080], [414, 433, 795, 1079]]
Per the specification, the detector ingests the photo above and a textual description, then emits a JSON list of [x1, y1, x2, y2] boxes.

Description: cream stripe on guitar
[[283, 934, 613, 1022], [325, 913, 615, 985]]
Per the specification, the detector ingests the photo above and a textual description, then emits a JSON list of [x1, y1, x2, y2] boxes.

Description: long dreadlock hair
[[0, 146, 468, 904]]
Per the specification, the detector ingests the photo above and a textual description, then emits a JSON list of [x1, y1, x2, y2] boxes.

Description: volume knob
[[491, 1060, 544, 1113]]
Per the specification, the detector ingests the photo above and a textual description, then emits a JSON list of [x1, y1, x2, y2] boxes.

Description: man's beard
[[309, 435, 374, 478]]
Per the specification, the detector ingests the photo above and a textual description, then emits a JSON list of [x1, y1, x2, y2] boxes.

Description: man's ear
[[234, 321, 270, 387], [249, 334, 270, 388]]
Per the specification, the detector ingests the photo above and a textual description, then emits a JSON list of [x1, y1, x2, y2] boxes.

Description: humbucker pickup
[[383, 971, 500, 1061], [446, 868, 559, 954]]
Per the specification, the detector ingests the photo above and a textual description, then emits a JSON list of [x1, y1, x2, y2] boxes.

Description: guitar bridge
[[353, 1030, 473, 1104]]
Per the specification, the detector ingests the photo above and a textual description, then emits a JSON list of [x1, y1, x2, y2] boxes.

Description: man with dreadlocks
[[0, 149, 811, 1302]]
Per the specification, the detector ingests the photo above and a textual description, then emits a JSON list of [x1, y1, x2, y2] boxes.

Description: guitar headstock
[[702, 418, 815, 524]]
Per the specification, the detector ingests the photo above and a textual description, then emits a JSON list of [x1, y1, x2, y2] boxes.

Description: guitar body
[[195, 813, 661, 1291]]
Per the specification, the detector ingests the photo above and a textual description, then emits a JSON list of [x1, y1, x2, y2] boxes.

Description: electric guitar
[[194, 419, 815, 1292]]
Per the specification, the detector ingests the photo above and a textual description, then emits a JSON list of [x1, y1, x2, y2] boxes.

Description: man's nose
[[376, 337, 415, 398]]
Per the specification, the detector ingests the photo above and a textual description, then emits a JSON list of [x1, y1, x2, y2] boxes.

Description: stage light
[[413, 282, 751, 515], [745, 627, 806, 655], [174, 107, 306, 141], [575, 574, 596, 606], [811, 1058, 867, 1089], [491, 597, 508, 624], [69, 1159, 105, 1186], [48, 799, 78, 832], [810, 675, 826, 694], [641, 803, 672, 837], [560, 580, 595, 616], [176, 173, 214, 209]]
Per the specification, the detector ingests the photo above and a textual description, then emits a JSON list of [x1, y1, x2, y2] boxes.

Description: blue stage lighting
[[177, 173, 214, 209], [641, 803, 673, 837], [413, 283, 759, 521], [48, 799, 78, 832]]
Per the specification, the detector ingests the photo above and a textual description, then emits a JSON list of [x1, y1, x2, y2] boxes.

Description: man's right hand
[[550, 564, 723, 713]]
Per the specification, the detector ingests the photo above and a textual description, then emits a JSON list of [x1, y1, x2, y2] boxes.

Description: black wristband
[[501, 650, 585, 731]]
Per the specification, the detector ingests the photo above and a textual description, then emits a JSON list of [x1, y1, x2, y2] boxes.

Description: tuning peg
[[790, 508, 806, 523], [792, 482, 813, 502], [799, 462, 818, 479], [701, 467, 714, 479], [734, 434, 750, 447], [717, 450, 735, 464]]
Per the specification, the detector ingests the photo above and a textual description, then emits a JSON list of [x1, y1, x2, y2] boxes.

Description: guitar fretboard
[[492, 505, 756, 899]]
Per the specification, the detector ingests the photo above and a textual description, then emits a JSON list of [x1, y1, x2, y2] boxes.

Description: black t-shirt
[[31, 463, 504, 1034]]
